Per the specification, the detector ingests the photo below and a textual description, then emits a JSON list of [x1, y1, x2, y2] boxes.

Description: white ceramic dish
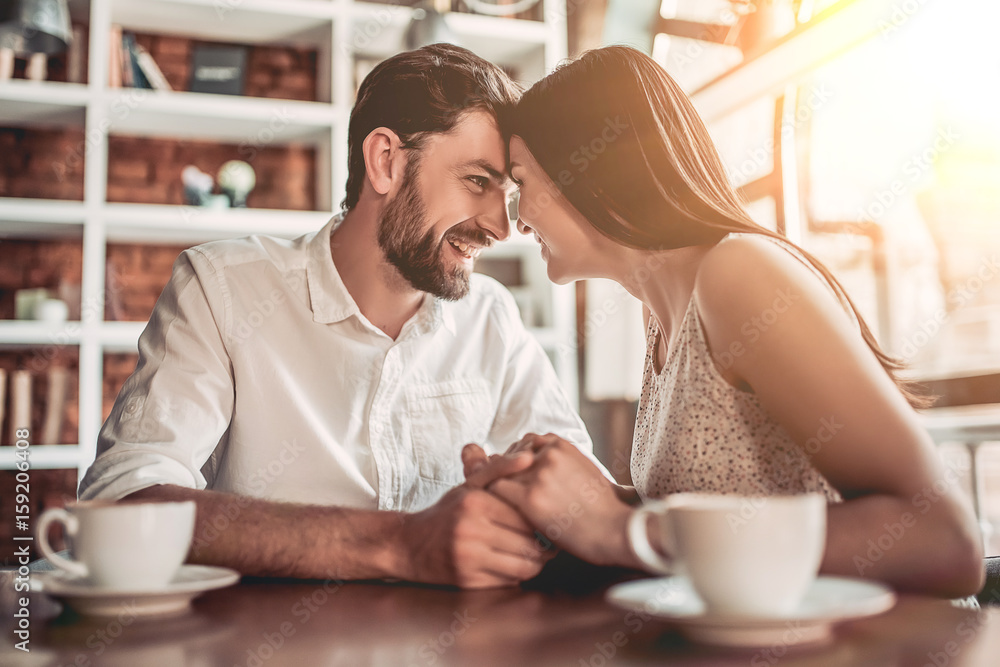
[[606, 575, 896, 647], [34, 564, 240, 617]]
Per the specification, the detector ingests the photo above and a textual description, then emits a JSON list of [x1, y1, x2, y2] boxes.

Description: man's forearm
[[123, 485, 407, 580]]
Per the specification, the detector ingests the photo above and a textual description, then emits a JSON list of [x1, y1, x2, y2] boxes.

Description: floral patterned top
[[630, 235, 843, 503]]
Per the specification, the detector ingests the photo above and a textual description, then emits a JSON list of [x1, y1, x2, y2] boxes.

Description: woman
[[469, 46, 984, 597]]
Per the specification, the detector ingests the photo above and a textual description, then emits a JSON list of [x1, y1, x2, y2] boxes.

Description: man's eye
[[467, 175, 488, 189]]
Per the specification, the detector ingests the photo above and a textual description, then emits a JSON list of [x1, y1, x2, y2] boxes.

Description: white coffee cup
[[37, 500, 196, 590], [628, 493, 827, 617]]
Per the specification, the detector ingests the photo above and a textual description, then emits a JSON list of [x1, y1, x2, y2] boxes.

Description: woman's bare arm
[[694, 235, 983, 598]]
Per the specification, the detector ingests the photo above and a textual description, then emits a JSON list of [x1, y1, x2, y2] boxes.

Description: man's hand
[[396, 448, 552, 589]]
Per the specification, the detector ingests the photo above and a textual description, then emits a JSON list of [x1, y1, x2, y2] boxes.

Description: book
[[0, 369, 6, 442], [40, 367, 69, 445], [120, 32, 134, 87], [134, 45, 172, 91], [8, 370, 31, 445], [108, 24, 122, 88], [189, 44, 247, 96], [123, 32, 151, 89], [67, 24, 86, 84]]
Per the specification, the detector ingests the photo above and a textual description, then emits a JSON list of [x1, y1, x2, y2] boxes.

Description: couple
[[80, 44, 983, 598]]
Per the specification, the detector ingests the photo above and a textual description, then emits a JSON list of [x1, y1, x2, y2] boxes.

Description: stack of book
[[108, 25, 171, 91], [0, 368, 69, 446]]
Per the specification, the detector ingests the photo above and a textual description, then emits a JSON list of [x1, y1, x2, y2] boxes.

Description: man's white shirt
[[79, 216, 599, 512]]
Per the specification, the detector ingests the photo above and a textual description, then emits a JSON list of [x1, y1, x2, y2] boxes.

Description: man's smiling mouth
[[445, 229, 494, 260], [447, 238, 483, 259]]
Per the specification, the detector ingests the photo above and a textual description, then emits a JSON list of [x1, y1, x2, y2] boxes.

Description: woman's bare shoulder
[[692, 232, 859, 361]]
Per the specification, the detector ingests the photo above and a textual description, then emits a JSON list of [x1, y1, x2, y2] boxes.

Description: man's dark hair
[[341, 43, 522, 211]]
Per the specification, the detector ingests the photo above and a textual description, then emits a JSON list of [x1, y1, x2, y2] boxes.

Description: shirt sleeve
[[486, 286, 613, 480], [78, 247, 235, 501]]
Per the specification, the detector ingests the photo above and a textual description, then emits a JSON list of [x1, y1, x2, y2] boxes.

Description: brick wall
[[105, 136, 317, 210], [0, 129, 318, 208], [105, 243, 190, 322], [0, 128, 86, 201], [0, 239, 83, 320]]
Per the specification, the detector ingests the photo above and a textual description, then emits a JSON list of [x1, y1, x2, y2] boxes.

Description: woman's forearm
[[823, 492, 984, 598]]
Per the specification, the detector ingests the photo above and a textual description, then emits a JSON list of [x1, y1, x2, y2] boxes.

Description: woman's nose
[[516, 217, 530, 235]]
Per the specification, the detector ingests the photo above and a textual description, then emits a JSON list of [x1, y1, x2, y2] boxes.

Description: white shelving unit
[[0, 0, 575, 477]]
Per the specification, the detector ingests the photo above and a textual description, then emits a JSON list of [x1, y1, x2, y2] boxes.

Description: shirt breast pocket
[[406, 378, 495, 485]]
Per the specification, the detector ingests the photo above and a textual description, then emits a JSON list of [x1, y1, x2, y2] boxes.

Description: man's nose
[[477, 189, 511, 243]]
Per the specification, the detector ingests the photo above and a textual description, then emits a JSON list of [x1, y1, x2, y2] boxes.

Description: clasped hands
[[464, 434, 633, 573], [400, 433, 634, 589]]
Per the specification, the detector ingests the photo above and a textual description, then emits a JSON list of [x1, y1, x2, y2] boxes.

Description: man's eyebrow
[[459, 159, 510, 185]]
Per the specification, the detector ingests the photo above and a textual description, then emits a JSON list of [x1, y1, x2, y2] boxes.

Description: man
[[79, 44, 598, 589]]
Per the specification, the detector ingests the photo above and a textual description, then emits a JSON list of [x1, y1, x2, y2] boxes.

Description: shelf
[[0, 81, 89, 128], [351, 3, 548, 69], [0, 445, 83, 469], [100, 90, 335, 143], [0, 321, 83, 347], [111, 0, 334, 47], [446, 11, 549, 67], [103, 203, 333, 243], [0, 199, 87, 238], [100, 321, 146, 352]]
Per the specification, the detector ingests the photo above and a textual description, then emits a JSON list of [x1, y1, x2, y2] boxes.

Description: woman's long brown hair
[[505, 45, 929, 408]]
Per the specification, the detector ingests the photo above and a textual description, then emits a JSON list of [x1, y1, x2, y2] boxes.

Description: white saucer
[[606, 575, 896, 647], [34, 565, 240, 617]]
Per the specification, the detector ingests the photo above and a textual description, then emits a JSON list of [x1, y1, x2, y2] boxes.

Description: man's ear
[[362, 127, 404, 196]]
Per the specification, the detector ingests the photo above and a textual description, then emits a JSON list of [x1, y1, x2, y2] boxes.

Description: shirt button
[[384, 497, 394, 510]]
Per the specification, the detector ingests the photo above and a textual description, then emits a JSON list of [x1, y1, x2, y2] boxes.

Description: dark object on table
[[524, 550, 645, 595], [190, 44, 247, 96]]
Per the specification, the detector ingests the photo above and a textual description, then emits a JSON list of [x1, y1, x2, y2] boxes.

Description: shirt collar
[[307, 214, 358, 325], [306, 213, 456, 337]]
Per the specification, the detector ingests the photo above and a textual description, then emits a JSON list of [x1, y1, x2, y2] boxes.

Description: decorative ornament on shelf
[[218, 160, 256, 208], [0, 0, 72, 81], [181, 165, 214, 207], [405, 2, 459, 50]]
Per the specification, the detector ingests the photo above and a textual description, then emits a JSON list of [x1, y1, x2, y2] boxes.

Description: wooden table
[[3, 567, 1000, 667]]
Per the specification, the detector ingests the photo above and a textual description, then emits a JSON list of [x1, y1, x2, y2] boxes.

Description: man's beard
[[377, 160, 488, 301]]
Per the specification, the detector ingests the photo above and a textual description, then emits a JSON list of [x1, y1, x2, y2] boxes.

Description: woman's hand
[[473, 433, 640, 568]]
